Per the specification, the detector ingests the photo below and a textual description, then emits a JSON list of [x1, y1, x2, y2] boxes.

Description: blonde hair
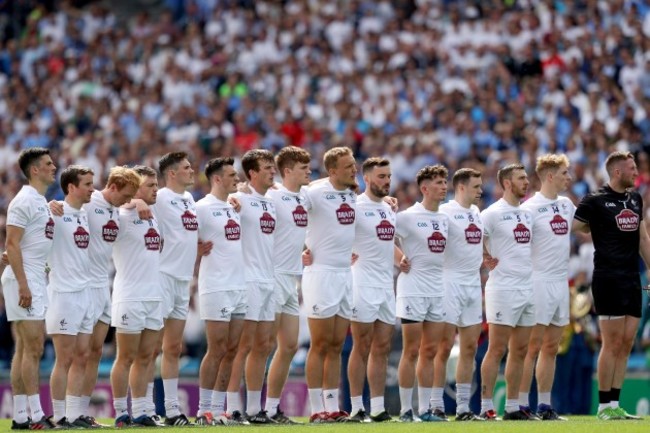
[[605, 151, 634, 176], [323, 147, 354, 171], [535, 154, 570, 178]]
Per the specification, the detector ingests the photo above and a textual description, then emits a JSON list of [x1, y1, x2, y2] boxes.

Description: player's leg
[[81, 320, 109, 407], [347, 320, 373, 419], [245, 320, 275, 420], [432, 322, 455, 416], [322, 314, 349, 418], [130, 328, 161, 423], [265, 312, 299, 416], [197, 320, 229, 419], [503, 325, 533, 417], [480, 324, 512, 417], [455, 324, 482, 419], [609, 315, 640, 418], [520, 324, 545, 407], [111, 331, 141, 423], [417, 320, 444, 419], [66, 332, 92, 424], [15, 320, 47, 423], [534, 324, 564, 417], [49, 333, 78, 423], [215, 316, 245, 416], [161, 317, 187, 420], [226, 320, 255, 414], [367, 320, 394, 419], [398, 321, 422, 418], [10, 329, 29, 425]]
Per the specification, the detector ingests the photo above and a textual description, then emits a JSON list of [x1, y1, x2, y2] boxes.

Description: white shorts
[[89, 287, 111, 325], [2, 277, 48, 321], [352, 285, 395, 324], [199, 290, 247, 321], [485, 290, 535, 327], [442, 282, 483, 327], [274, 273, 300, 316], [245, 282, 276, 322], [533, 280, 570, 327], [302, 269, 353, 319], [46, 288, 94, 335], [396, 296, 444, 323], [160, 273, 190, 320], [111, 300, 164, 333]]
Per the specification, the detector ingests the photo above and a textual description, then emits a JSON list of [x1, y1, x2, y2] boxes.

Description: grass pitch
[[2, 416, 649, 432]]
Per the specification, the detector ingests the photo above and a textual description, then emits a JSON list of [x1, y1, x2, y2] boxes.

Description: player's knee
[[163, 341, 183, 358], [279, 340, 299, 356], [528, 339, 543, 357], [370, 340, 390, 358]]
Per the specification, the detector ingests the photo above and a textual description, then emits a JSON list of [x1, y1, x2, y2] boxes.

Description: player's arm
[[394, 245, 410, 272], [124, 198, 153, 219], [638, 223, 650, 267], [572, 218, 590, 233], [482, 237, 498, 270], [5, 225, 32, 308], [0, 251, 8, 273]]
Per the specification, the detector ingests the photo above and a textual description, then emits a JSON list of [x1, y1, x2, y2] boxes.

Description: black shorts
[[591, 272, 642, 317]]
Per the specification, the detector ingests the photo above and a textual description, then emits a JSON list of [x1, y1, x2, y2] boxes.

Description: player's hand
[[134, 199, 153, 220], [384, 196, 398, 212], [482, 254, 498, 270], [18, 284, 32, 309], [49, 200, 64, 217], [399, 256, 411, 273], [302, 249, 313, 266], [351, 253, 359, 266], [228, 196, 242, 213], [198, 240, 213, 257], [1, 251, 8, 266]]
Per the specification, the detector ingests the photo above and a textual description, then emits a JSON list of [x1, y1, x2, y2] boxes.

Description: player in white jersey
[[45, 166, 96, 429], [195, 157, 246, 426], [2, 148, 57, 430], [225, 149, 279, 424], [78, 167, 141, 426], [347, 158, 402, 423], [479, 163, 536, 421], [519, 155, 575, 420], [302, 147, 357, 423], [110, 166, 164, 428], [395, 165, 449, 423], [264, 146, 312, 424], [433, 168, 485, 421]]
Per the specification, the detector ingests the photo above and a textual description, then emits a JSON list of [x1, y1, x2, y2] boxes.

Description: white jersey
[[1, 185, 54, 286], [352, 194, 396, 288], [48, 202, 91, 292], [84, 190, 119, 288], [267, 185, 309, 275], [481, 198, 533, 290], [521, 192, 576, 281], [395, 202, 449, 297], [112, 208, 162, 301], [440, 200, 484, 286], [196, 194, 245, 293], [304, 180, 356, 270], [235, 187, 277, 283], [152, 187, 198, 281]]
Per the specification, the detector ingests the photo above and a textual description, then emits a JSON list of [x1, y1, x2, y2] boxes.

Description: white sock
[[481, 398, 494, 413], [265, 397, 280, 414], [350, 395, 364, 414], [323, 388, 339, 412], [211, 390, 226, 414], [505, 399, 519, 413], [519, 391, 529, 407], [80, 396, 91, 415], [308, 388, 324, 414], [538, 392, 551, 406], [113, 397, 129, 417], [430, 387, 444, 411], [132, 397, 148, 418], [611, 400, 620, 408], [247, 390, 262, 415], [370, 396, 384, 416], [197, 388, 212, 417], [146, 383, 156, 416], [227, 391, 242, 413], [13, 395, 29, 423], [52, 395, 65, 423], [399, 387, 413, 414], [29, 394, 44, 420], [598, 403, 611, 412], [417, 386, 432, 415], [163, 378, 180, 417], [456, 383, 471, 414], [67, 395, 82, 421]]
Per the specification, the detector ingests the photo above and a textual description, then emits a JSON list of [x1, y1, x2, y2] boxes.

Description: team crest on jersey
[[549, 214, 568, 235], [45, 218, 55, 239], [181, 210, 198, 231], [428, 231, 446, 253], [513, 223, 531, 243], [292, 205, 308, 227], [336, 203, 355, 225], [102, 220, 119, 242], [74, 226, 90, 249], [376, 219, 395, 241], [465, 223, 482, 244], [615, 209, 639, 231], [225, 219, 241, 240], [144, 228, 161, 251], [260, 212, 276, 234]]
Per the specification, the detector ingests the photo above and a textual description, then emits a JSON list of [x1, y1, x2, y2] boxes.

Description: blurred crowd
[[0, 0, 649, 387]]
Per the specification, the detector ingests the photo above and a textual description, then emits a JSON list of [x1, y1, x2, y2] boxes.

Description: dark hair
[[205, 157, 235, 179], [133, 165, 157, 178], [416, 164, 448, 186], [276, 146, 311, 177], [452, 168, 481, 189], [362, 157, 390, 174], [158, 151, 188, 177], [60, 165, 94, 195], [241, 149, 275, 180], [18, 147, 50, 179], [497, 163, 525, 188]]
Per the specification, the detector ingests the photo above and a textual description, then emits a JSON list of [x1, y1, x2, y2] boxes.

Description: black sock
[[610, 388, 621, 402], [598, 390, 610, 404]]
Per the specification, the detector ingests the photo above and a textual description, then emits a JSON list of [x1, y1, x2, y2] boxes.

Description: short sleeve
[[6, 198, 30, 229], [574, 194, 593, 223], [480, 208, 492, 237], [396, 212, 408, 241]]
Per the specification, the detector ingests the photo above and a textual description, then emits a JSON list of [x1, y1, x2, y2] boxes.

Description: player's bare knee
[[163, 341, 183, 359]]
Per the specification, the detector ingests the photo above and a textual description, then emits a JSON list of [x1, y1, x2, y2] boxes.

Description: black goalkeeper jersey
[[574, 185, 643, 274]]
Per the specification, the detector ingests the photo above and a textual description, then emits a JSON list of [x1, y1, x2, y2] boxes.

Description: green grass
[[4, 416, 650, 432]]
